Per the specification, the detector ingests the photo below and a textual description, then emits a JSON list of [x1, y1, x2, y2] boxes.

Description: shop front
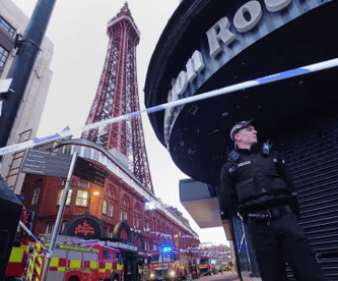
[[144, 0, 338, 279]]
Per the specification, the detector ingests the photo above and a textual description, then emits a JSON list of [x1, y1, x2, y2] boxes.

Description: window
[[0, 16, 15, 36], [84, 147, 91, 158], [102, 200, 107, 215], [102, 248, 109, 259], [75, 190, 89, 207], [124, 211, 128, 221], [0, 45, 9, 71], [107, 185, 116, 198], [63, 146, 72, 154], [120, 209, 123, 221], [116, 252, 122, 263], [78, 181, 90, 188], [73, 146, 82, 154], [45, 223, 55, 234], [57, 189, 73, 205], [31, 188, 40, 205], [108, 203, 113, 217], [93, 150, 99, 161]]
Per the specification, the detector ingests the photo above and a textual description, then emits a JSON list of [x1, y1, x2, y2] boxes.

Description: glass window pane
[[0, 16, 15, 37], [102, 248, 109, 259], [102, 200, 107, 214], [109, 204, 113, 217], [31, 188, 40, 205], [75, 190, 89, 207], [57, 189, 73, 205], [0, 45, 9, 69]]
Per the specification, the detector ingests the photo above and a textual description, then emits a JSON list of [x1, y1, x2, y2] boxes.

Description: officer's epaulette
[[229, 150, 241, 162]]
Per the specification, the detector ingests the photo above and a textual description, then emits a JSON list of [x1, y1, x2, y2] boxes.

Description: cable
[[1, 57, 338, 156]]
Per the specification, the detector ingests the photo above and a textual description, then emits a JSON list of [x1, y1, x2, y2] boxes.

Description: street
[[190, 272, 240, 281]]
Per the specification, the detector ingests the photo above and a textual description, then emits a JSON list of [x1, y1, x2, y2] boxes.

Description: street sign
[[20, 149, 73, 178], [0, 78, 12, 94]]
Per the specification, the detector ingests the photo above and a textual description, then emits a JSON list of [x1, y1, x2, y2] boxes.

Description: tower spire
[[82, 5, 153, 192]]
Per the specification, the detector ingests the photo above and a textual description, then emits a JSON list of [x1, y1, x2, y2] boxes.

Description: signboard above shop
[[144, 0, 337, 184]]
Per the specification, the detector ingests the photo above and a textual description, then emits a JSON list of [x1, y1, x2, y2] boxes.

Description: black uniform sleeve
[[273, 152, 300, 218], [218, 162, 238, 220]]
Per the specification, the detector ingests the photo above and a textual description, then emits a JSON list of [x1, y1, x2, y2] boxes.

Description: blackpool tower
[[82, 2, 153, 192]]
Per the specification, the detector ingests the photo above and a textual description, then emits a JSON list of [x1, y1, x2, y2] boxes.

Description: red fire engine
[[149, 247, 190, 280], [198, 256, 212, 276], [40, 243, 124, 281], [5, 206, 34, 281], [6, 231, 125, 281]]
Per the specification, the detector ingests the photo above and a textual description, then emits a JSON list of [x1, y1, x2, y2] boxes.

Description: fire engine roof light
[[162, 246, 173, 253]]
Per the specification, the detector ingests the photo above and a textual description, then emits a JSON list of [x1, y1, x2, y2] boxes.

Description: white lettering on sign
[[238, 161, 251, 167], [186, 50, 205, 82], [206, 17, 237, 58], [168, 50, 205, 102], [175, 71, 188, 97], [167, 0, 294, 103], [233, 1, 263, 33], [264, 0, 292, 12]]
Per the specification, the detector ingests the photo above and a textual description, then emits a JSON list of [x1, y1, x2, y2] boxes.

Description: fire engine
[[5, 206, 34, 281], [6, 229, 125, 281], [198, 256, 212, 276], [149, 247, 190, 281], [40, 242, 124, 281], [190, 258, 200, 279]]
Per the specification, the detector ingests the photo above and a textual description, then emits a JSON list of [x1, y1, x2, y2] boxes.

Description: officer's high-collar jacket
[[219, 144, 298, 220]]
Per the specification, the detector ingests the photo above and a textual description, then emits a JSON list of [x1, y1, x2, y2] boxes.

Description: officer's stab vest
[[226, 149, 290, 203]]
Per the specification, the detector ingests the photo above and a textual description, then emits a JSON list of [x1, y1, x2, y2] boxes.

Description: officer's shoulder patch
[[229, 150, 241, 162]]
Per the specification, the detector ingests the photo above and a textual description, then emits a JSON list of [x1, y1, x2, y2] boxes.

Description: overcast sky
[[11, 0, 229, 246]]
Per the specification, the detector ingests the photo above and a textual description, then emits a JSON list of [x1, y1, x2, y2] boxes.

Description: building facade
[[18, 1, 199, 255], [0, 0, 54, 193], [144, 0, 338, 280], [20, 139, 200, 251]]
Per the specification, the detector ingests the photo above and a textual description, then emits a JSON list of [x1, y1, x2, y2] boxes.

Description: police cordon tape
[[19, 221, 50, 254], [1, 57, 338, 157]]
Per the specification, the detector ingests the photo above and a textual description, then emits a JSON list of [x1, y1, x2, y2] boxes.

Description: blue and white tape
[[1, 57, 338, 156]]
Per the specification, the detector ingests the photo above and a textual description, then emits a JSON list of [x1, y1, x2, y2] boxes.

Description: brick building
[[20, 138, 200, 251]]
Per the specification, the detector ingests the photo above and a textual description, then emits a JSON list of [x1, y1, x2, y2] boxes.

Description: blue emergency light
[[162, 246, 172, 253]]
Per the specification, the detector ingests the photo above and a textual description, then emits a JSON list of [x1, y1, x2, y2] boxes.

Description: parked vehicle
[[5, 207, 35, 281], [149, 248, 189, 280], [190, 258, 200, 279], [198, 256, 212, 276]]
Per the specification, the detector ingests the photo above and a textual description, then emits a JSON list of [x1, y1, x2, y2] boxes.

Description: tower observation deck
[[82, 2, 153, 192]]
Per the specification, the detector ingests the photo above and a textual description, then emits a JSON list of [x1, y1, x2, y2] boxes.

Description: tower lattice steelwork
[[82, 2, 153, 192]]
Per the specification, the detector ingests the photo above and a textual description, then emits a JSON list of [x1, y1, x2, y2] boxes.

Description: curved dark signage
[[113, 221, 131, 243], [62, 213, 105, 239], [145, 0, 338, 184], [163, 0, 332, 146], [134, 233, 144, 250]]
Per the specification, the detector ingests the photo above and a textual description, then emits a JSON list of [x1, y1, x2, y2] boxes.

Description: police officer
[[219, 120, 323, 281]]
